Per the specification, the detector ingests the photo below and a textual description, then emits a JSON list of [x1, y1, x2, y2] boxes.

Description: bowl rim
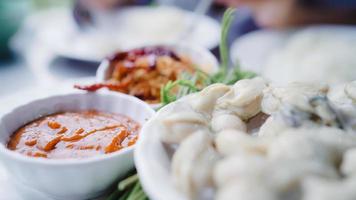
[[0, 91, 155, 166]]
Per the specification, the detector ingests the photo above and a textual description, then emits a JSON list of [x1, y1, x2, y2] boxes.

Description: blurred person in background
[[76, 0, 356, 28], [216, 0, 356, 28], [3, 0, 356, 60], [74, 0, 356, 43]]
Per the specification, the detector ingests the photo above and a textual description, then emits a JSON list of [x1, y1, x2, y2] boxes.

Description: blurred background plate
[[230, 25, 356, 85], [33, 6, 220, 63], [230, 29, 292, 73]]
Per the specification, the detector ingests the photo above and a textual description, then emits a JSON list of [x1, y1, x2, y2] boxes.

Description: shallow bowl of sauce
[[7, 110, 141, 159], [0, 92, 155, 199]]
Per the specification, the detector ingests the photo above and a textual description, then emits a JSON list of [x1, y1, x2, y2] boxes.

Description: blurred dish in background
[[231, 25, 356, 85], [21, 6, 220, 63], [76, 44, 219, 105], [230, 29, 291, 74], [109, 6, 219, 49]]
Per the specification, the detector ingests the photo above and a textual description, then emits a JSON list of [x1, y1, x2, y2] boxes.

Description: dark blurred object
[[296, 0, 356, 26], [72, 0, 152, 29], [0, 0, 29, 60], [300, 0, 356, 8], [217, 0, 356, 28], [73, 0, 93, 29]]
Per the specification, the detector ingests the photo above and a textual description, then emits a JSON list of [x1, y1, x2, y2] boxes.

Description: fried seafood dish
[[154, 78, 356, 200], [75, 46, 196, 104]]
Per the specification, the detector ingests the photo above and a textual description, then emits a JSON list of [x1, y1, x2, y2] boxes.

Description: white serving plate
[[135, 99, 190, 200], [35, 6, 220, 62], [230, 25, 356, 76]]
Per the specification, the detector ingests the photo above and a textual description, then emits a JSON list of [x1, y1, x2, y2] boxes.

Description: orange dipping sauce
[[7, 110, 140, 159]]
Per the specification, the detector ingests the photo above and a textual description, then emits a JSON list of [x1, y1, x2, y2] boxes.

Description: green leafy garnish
[[160, 72, 203, 107], [160, 8, 256, 107]]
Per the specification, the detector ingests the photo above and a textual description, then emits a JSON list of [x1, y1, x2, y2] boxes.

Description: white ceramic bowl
[[96, 44, 219, 82], [96, 44, 219, 109], [0, 92, 155, 200]]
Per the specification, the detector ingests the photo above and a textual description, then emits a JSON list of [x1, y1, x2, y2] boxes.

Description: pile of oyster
[[153, 77, 356, 200]]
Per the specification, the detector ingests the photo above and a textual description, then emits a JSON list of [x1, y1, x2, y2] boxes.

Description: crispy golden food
[[75, 46, 195, 103]]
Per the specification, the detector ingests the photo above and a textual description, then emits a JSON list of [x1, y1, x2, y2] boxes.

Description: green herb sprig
[[220, 7, 235, 73], [160, 8, 256, 106]]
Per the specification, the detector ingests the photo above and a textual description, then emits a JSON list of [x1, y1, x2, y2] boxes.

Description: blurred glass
[[0, 0, 72, 60], [0, 0, 30, 59]]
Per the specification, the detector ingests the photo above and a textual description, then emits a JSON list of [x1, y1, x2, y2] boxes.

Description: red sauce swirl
[[7, 110, 140, 159]]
